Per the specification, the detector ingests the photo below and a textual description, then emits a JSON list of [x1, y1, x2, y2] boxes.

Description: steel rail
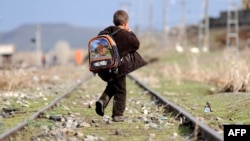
[[0, 74, 92, 141], [127, 74, 224, 141]]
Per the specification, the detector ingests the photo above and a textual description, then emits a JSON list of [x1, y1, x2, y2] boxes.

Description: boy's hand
[[126, 27, 132, 32]]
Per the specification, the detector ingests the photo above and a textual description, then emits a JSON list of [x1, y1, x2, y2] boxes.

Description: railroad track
[[0, 73, 92, 141], [127, 74, 223, 141], [0, 68, 223, 141]]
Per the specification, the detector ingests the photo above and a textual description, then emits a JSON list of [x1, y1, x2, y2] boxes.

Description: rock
[[78, 122, 91, 128]]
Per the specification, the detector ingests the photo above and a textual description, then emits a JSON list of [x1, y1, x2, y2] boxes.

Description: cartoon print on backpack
[[90, 39, 111, 59]]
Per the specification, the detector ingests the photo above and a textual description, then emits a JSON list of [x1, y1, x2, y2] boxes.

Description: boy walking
[[95, 10, 147, 122]]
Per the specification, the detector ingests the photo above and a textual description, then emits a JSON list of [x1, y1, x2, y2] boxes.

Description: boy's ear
[[125, 22, 128, 26], [122, 22, 128, 28]]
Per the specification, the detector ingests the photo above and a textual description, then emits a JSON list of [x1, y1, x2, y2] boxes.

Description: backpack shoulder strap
[[98, 28, 122, 36], [109, 28, 122, 37]]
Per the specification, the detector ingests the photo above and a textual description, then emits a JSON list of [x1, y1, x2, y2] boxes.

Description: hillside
[[1, 22, 250, 54], [0, 23, 102, 52]]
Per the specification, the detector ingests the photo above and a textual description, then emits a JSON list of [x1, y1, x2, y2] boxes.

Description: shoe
[[112, 116, 128, 122], [95, 100, 104, 116]]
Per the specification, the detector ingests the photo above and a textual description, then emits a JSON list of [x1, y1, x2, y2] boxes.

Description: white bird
[[189, 47, 200, 54], [175, 43, 184, 53]]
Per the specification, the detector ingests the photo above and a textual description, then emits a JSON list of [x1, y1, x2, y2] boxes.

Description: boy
[[95, 9, 147, 122]]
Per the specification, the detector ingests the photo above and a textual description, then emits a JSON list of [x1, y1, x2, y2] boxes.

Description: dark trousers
[[99, 75, 126, 117]]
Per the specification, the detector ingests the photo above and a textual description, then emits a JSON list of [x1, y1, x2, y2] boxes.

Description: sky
[[0, 0, 242, 32]]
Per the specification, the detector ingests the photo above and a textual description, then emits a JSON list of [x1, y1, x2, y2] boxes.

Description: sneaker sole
[[95, 101, 104, 116], [112, 116, 128, 122], [113, 119, 125, 122]]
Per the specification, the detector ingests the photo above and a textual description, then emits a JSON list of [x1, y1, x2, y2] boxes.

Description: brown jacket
[[98, 26, 147, 81]]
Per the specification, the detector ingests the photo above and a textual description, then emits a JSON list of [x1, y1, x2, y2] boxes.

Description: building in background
[[0, 44, 15, 69]]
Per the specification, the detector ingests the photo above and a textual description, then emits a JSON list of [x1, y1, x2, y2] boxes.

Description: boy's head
[[113, 10, 129, 26]]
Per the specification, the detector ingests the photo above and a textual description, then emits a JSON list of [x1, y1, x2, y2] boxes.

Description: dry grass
[[219, 58, 250, 92], [138, 46, 250, 93], [0, 65, 87, 91], [183, 52, 250, 93]]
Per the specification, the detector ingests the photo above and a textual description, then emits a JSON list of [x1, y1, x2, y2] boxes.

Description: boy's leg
[[112, 75, 126, 120], [96, 81, 115, 116]]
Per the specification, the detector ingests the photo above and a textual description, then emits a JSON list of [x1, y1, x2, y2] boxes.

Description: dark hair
[[113, 10, 129, 26]]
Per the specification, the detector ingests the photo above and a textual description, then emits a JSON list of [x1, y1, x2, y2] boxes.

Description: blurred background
[[0, 0, 249, 68]]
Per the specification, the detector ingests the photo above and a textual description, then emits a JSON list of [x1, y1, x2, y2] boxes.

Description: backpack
[[88, 29, 122, 75]]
